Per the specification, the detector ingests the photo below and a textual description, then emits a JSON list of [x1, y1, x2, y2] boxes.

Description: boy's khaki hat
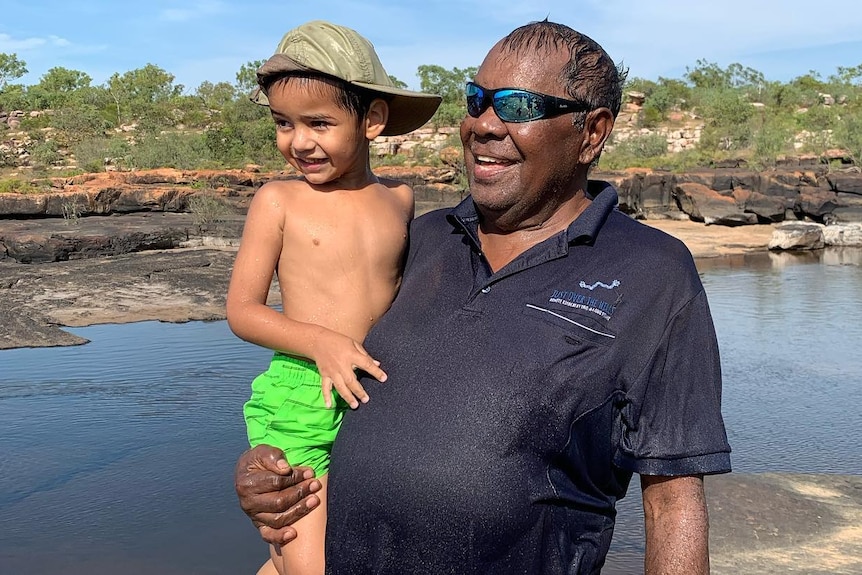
[[251, 20, 442, 136]]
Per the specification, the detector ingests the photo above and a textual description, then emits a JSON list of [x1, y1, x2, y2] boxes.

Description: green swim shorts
[[243, 353, 348, 476]]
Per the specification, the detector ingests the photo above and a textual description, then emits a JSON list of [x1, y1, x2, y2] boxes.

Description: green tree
[[752, 112, 795, 168], [236, 60, 266, 95], [28, 67, 93, 109], [106, 64, 183, 129], [623, 76, 658, 96], [685, 60, 732, 91], [697, 89, 754, 151], [0, 83, 28, 111], [196, 80, 236, 109], [416, 64, 477, 126], [833, 94, 862, 163], [0, 53, 27, 90], [50, 104, 112, 146], [829, 64, 862, 86]]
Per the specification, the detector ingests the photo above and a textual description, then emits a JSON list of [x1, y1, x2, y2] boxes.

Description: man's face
[[460, 42, 589, 230]]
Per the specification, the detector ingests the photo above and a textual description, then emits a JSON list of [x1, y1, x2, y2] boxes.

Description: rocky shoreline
[[1, 166, 793, 350], [0, 209, 777, 351]]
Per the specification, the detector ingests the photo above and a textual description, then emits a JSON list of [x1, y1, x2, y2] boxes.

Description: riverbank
[[0, 213, 777, 350]]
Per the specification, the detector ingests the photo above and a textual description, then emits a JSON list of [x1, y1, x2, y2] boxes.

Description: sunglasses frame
[[465, 81, 591, 123]]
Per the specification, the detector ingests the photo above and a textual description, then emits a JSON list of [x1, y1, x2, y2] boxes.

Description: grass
[[0, 177, 52, 194]]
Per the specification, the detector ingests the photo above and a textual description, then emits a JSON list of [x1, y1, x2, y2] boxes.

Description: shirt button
[[481, 286, 491, 294]]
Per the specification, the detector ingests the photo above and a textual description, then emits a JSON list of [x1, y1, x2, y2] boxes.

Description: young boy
[[226, 20, 440, 575]]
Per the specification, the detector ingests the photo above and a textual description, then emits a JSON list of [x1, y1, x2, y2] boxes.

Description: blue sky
[[3, 0, 862, 94]]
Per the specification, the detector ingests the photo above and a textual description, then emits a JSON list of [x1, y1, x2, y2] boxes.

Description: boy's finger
[[321, 377, 334, 409], [332, 377, 360, 409], [355, 357, 387, 382], [345, 377, 370, 405]]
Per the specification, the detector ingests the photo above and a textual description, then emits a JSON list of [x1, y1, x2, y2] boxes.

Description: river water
[[2, 248, 861, 574]]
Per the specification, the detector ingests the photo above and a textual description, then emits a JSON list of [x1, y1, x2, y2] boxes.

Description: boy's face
[[267, 77, 368, 187]]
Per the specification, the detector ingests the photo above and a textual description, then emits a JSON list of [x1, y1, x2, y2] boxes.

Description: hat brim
[[250, 55, 442, 136]]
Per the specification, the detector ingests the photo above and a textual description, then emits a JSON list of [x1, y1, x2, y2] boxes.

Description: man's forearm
[[641, 474, 709, 575]]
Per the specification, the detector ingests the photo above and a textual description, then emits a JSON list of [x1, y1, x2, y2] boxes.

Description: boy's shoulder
[[375, 176, 412, 193], [257, 176, 307, 194], [251, 176, 315, 205], [369, 176, 413, 208]]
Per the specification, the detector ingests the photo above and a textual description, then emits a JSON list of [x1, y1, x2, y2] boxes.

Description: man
[[236, 20, 731, 574]]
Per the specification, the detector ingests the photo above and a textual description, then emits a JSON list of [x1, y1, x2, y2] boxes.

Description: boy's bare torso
[[274, 177, 412, 343]]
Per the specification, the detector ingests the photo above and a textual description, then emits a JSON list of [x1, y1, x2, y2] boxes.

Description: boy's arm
[[226, 183, 385, 408]]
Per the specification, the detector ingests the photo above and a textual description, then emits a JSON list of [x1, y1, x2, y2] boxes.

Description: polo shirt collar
[[446, 180, 619, 249]]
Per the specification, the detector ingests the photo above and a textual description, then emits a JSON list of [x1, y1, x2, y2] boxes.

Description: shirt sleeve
[[614, 288, 732, 476]]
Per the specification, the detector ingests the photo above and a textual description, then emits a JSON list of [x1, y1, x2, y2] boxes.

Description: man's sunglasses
[[465, 81, 591, 123]]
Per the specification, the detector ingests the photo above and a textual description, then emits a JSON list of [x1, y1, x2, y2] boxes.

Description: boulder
[[796, 188, 840, 221], [827, 172, 862, 195], [759, 175, 799, 200], [641, 173, 674, 212], [822, 223, 862, 246], [768, 222, 825, 250], [732, 188, 787, 222], [674, 183, 757, 226]]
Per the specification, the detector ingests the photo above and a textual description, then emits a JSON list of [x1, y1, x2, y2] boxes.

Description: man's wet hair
[[501, 19, 627, 129]]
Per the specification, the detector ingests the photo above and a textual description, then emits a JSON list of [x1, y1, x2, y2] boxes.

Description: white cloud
[[0, 33, 82, 53], [48, 35, 71, 47], [0, 33, 47, 51]]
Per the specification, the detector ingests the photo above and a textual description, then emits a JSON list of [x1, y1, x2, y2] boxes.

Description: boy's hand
[[234, 445, 322, 546], [312, 330, 387, 409]]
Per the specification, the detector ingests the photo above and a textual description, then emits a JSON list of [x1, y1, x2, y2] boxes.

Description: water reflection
[[1, 248, 861, 574]]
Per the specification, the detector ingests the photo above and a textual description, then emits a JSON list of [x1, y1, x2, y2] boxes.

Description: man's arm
[[235, 444, 322, 545], [641, 474, 709, 575]]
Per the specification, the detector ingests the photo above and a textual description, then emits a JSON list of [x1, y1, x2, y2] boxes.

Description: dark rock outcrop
[[2, 166, 862, 265]]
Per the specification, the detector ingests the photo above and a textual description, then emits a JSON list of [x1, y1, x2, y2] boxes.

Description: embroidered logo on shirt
[[548, 288, 619, 321], [579, 279, 620, 291]]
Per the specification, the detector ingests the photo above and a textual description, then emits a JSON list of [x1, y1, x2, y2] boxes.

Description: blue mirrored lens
[[494, 90, 546, 122], [466, 83, 485, 118], [466, 83, 549, 122]]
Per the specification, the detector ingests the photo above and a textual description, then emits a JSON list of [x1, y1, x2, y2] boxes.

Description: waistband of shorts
[[271, 352, 319, 373]]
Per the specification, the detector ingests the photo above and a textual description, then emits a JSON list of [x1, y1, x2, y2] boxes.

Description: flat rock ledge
[[707, 473, 862, 575], [0, 248, 261, 350]]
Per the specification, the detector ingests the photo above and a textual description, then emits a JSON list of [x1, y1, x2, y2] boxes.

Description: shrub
[[126, 132, 210, 170], [0, 178, 26, 193], [796, 104, 840, 133], [833, 111, 862, 165], [187, 192, 231, 231], [601, 133, 669, 169], [752, 115, 795, 169], [72, 136, 132, 173], [29, 139, 63, 169], [697, 89, 754, 151], [0, 178, 51, 194], [62, 200, 81, 225], [50, 104, 112, 146], [0, 145, 20, 168]]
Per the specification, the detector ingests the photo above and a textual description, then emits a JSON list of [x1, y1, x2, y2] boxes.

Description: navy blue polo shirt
[[325, 181, 731, 575]]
